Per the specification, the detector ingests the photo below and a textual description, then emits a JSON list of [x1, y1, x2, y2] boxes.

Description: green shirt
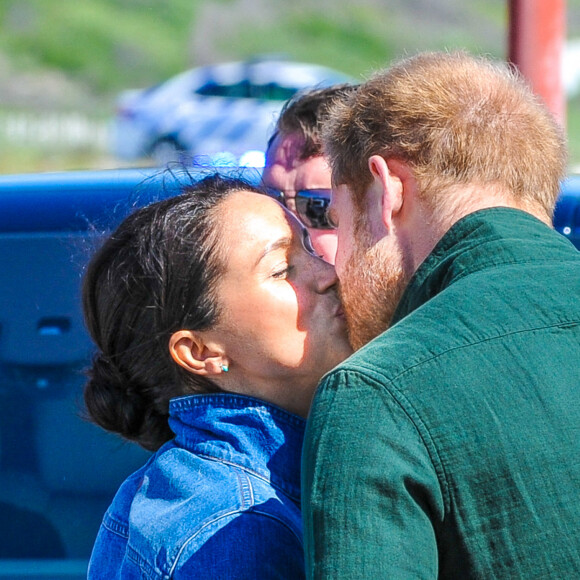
[[302, 208, 580, 579]]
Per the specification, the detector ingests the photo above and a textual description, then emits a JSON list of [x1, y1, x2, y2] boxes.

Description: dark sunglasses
[[264, 187, 334, 230]]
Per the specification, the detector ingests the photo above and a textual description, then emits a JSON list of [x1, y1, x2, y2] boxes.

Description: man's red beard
[[339, 233, 411, 351]]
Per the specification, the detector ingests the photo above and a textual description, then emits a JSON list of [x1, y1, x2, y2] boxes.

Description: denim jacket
[[88, 393, 306, 579]]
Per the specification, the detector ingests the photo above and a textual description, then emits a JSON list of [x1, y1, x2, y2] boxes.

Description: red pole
[[508, 0, 566, 126]]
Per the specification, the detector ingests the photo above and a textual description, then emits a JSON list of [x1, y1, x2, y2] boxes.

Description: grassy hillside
[[0, 0, 519, 104], [201, 0, 507, 79], [0, 0, 194, 97], [0, 0, 579, 171]]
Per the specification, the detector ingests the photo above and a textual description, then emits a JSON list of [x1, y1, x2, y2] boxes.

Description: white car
[[111, 58, 353, 164]]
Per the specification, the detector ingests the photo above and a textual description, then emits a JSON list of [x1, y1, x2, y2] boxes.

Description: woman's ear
[[169, 330, 228, 376]]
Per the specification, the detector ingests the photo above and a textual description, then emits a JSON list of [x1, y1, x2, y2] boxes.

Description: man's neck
[[403, 183, 551, 274]]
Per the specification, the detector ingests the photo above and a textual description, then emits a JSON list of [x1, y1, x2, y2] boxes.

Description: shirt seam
[[123, 469, 257, 579], [440, 255, 576, 288], [165, 506, 303, 576], [166, 473, 299, 577], [440, 256, 571, 296], [247, 507, 304, 547], [101, 510, 129, 539], [167, 470, 255, 575], [170, 393, 307, 430], [196, 452, 301, 503], [357, 317, 580, 385]]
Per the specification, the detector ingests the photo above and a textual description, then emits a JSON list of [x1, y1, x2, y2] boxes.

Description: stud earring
[[220, 364, 229, 373]]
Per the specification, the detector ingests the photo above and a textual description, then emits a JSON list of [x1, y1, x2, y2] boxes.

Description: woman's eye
[[272, 265, 293, 279]]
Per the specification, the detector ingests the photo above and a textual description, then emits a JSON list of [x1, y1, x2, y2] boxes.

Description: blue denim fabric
[[88, 393, 306, 579]]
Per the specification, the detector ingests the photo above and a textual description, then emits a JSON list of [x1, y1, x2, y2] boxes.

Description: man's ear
[[169, 330, 228, 377], [368, 156, 411, 230]]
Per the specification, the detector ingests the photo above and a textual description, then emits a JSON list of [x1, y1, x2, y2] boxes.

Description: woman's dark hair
[[83, 172, 264, 451]]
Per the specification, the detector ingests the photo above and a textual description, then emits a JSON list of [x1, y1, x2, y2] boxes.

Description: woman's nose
[[313, 257, 339, 294]]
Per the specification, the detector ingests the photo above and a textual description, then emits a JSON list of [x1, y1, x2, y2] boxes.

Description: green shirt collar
[[391, 207, 565, 325]]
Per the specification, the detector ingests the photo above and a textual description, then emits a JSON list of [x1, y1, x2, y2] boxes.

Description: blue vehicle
[[0, 166, 259, 579], [0, 168, 577, 578], [112, 58, 353, 164], [554, 174, 580, 249]]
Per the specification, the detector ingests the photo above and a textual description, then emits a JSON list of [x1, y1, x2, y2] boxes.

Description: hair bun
[[84, 353, 173, 451], [84, 354, 147, 439]]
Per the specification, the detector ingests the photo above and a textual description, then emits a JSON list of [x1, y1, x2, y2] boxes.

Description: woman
[[84, 172, 352, 579]]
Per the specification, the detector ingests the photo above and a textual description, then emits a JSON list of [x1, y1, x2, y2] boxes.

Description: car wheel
[[150, 139, 185, 166]]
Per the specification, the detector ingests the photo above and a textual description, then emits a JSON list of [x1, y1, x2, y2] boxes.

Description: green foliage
[[208, 1, 507, 81], [0, 0, 195, 92], [226, 7, 397, 79]]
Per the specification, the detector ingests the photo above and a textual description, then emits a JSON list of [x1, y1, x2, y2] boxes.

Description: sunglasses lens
[[295, 190, 333, 230]]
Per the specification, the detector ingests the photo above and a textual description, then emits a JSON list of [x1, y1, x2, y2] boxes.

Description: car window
[[195, 80, 251, 98], [195, 80, 298, 102], [253, 83, 297, 101]]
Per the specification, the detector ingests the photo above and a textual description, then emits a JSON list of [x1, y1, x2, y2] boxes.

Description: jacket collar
[[392, 207, 571, 325], [168, 393, 305, 503]]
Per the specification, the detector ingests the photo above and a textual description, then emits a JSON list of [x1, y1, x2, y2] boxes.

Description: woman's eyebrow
[[255, 237, 293, 267]]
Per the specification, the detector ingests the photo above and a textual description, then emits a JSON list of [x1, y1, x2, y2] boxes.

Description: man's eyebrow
[[255, 237, 292, 267]]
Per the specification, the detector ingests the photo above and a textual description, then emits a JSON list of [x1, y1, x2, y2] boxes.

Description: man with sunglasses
[[262, 84, 358, 263]]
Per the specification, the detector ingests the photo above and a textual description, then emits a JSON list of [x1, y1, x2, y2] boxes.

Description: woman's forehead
[[217, 190, 296, 246], [219, 189, 285, 220]]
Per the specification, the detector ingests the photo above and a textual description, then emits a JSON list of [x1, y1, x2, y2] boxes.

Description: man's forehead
[[266, 132, 306, 168]]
